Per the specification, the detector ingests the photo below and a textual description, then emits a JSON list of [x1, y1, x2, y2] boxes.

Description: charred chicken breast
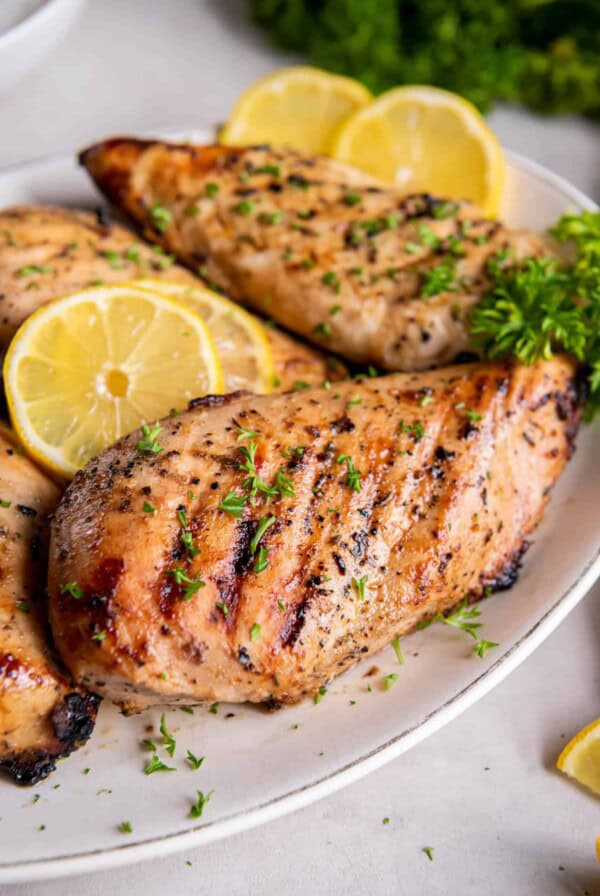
[[48, 357, 580, 711], [0, 426, 98, 784], [0, 205, 343, 392], [81, 139, 545, 371]]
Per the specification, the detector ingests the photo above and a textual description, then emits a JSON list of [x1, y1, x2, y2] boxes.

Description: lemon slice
[[557, 717, 600, 796], [331, 85, 505, 216], [220, 66, 372, 154], [4, 284, 222, 477], [137, 279, 275, 394]]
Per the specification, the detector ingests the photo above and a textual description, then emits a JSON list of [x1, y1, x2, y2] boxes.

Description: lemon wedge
[[331, 85, 505, 216], [557, 717, 600, 796], [4, 284, 222, 477], [137, 279, 275, 394], [220, 65, 372, 154]]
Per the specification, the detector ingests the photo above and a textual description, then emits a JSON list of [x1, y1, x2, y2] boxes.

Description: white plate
[[0, 0, 85, 95], [0, 138, 598, 883]]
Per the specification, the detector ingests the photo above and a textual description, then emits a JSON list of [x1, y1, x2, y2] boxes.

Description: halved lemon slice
[[220, 66, 372, 154], [557, 717, 600, 796], [137, 279, 275, 394], [4, 284, 222, 477], [331, 85, 505, 216]]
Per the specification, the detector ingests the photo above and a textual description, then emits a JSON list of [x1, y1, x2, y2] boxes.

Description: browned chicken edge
[[0, 692, 100, 786]]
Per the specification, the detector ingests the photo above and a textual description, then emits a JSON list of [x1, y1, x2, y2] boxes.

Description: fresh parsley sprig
[[469, 210, 600, 419]]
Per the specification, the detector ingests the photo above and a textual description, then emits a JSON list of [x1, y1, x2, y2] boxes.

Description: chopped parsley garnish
[[101, 249, 124, 269], [160, 713, 176, 756], [92, 631, 106, 642], [141, 738, 157, 751], [189, 789, 213, 819], [258, 211, 283, 225], [137, 422, 163, 454], [178, 508, 200, 558], [216, 601, 229, 617], [337, 454, 362, 492], [420, 394, 433, 407], [434, 598, 482, 639], [235, 422, 260, 441], [352, 575, 368, 600], [186, 750, 205, 770], [118, 821, 132, 834], [219, 490, 248, 517], [399, 419, 425, 441], [416, 223, 441, 249], [346, 395, 361, 408], [0, 499, 11, 508], [250, 163, 281, 177], [16, 601, 30, 613], [474, 639, 499, 658], [277, 599, 286, 612], [314, 685, 327, 704], [313, 321, 332, 339], [238, 441, 278, 500], [383, 673, 399, 690], [293, 380, 310, 391], [383, 817, 390, 825], [422, 846, 434, 861], [253, 546, 270, 573], [275, 469, 296, 498], [168, 567, 206, 601], [250, 516, 277, 554], [144, 754, 175, 775], [391, 636, 404, 665], [143, 501, 158, 515], [209, 702, 219, 714], [420, 259, 457, 297], [343, 191, 362, 206], [150, 203, 172, 233], [234, 200, 253, 216], [432, 201, 460, 219], [60, 581, 84, 599], [322, 271, 341, 293], [205, 182, 219, 198], [465, 408, 482, 423], [250, 623, 262, 641], [330, 304, 342, 316], [17, 264, 53, 277]]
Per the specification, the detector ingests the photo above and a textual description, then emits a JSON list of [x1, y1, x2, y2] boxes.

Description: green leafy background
[[250, 0, 599, 116]]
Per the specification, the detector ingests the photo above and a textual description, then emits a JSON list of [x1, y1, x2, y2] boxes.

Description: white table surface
[[1, 2, 599, 893]]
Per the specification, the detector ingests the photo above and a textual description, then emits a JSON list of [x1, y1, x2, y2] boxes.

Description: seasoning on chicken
[[48, 356, 580, 711], [0, 425, 98, 784], [80, 138, 546, 371], [0, 205, 344, 392]]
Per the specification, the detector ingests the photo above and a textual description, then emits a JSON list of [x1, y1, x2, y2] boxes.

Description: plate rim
[[0, 145, 598, 883]]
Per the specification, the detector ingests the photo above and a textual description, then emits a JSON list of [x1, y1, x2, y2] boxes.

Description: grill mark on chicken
[[214, 517, 258, 623]]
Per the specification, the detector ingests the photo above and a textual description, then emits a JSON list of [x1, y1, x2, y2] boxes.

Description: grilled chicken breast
[[0, 426, 98, 784], [48, 357, 580, 711], [0, 206, 343, 392], [81, 139, 546, 371]]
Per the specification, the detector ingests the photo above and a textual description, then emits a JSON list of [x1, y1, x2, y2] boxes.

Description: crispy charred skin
[[0, 205, 344, 391], [0, 426, 99, 785], [48, 358, 580, 712], [80, 138, 547, 372]]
